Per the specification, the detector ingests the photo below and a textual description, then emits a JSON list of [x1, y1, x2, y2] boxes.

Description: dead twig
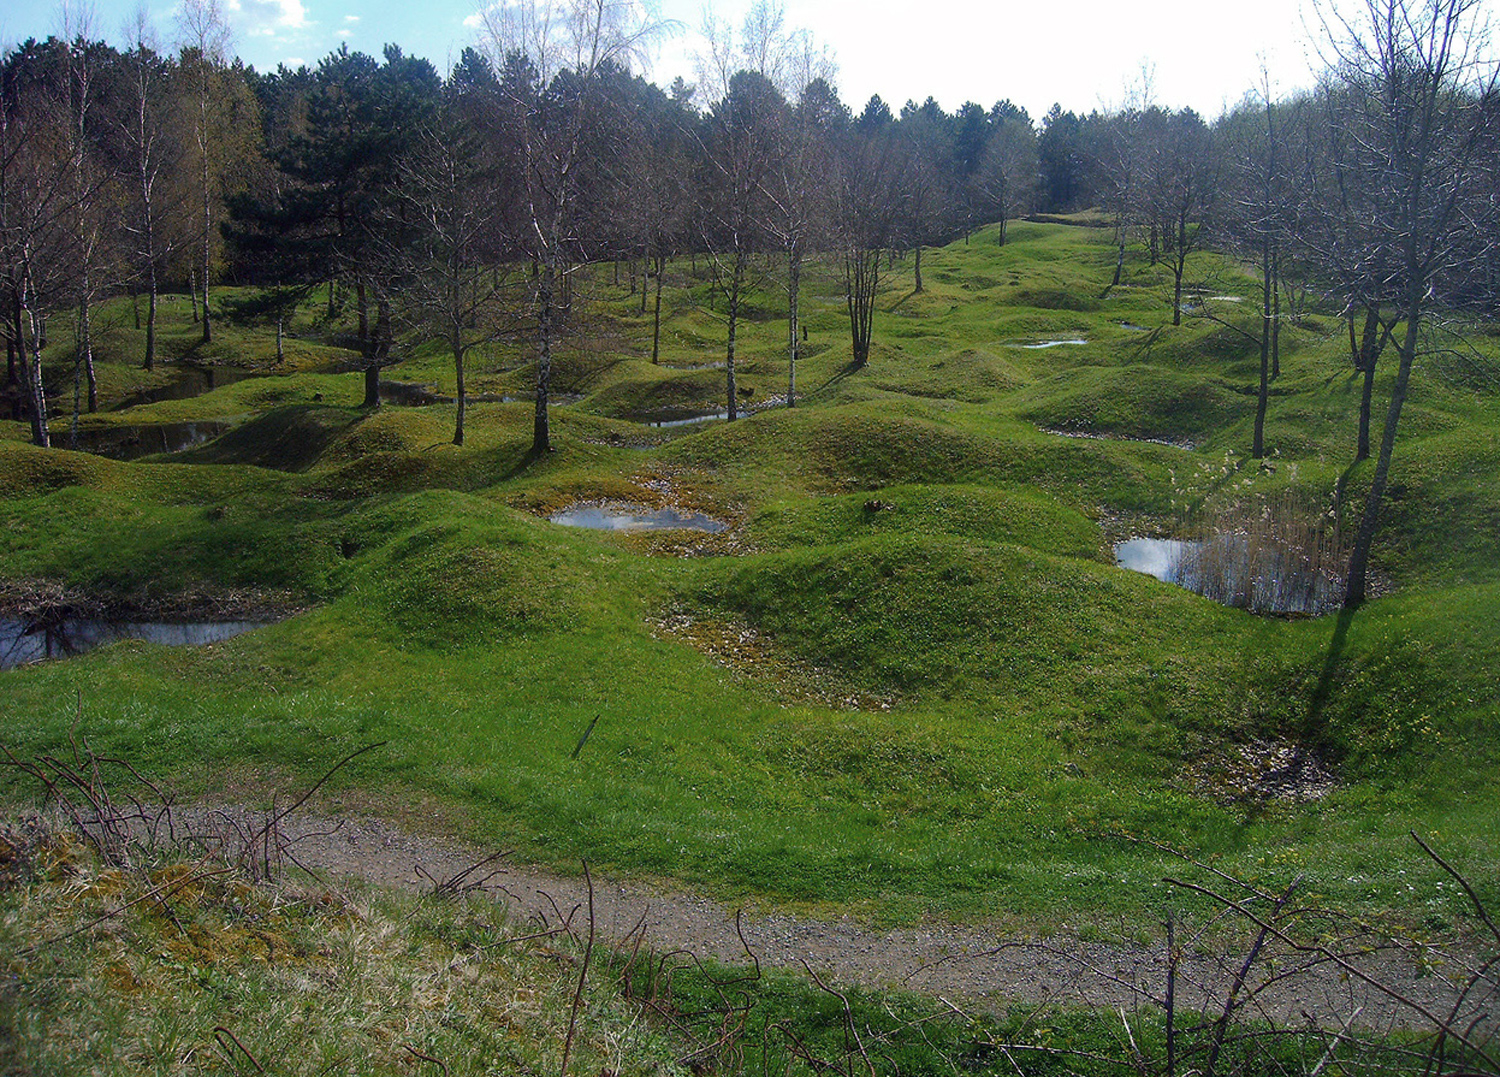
[[212, 1026, 266, 1074], [402, 1044, 451, 1077], [559, 859, 595, 1077]]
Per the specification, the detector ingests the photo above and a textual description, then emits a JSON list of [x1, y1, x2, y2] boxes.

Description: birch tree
[[478, 0, 662, 454]]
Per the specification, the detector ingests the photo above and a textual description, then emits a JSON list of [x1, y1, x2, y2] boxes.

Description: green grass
[[2, 221, 1498, 937]]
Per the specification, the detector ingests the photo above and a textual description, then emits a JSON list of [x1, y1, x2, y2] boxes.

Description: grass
[[0, 820, 687, 1077], [1, 221, 1498, 939]]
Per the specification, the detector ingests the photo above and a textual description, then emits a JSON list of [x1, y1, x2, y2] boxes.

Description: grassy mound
[[3, 220, 1498, 933]]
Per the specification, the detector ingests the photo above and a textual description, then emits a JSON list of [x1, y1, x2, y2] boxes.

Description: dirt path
[[202, 808, 1492, 1034]]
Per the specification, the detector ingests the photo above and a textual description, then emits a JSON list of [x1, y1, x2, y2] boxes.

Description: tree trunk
[[533, 258, 555, 454], [1270, 248, 1281, 380], [913, 245, 923, 292], [144, 262, 158, 371], [1354, 304, 1384, 463], [452, 334, 466, 446], [1112, 241, 1124, 286], [189, 267, 200, 324], [7, 295, 20, 388], [1345, 310, 1419, 609], [1253, 236, 1271, 459], [200, 114, 213, 345], [651, 252, 664, 364], [80, 287, 96, 414], [1171, 215, 1188, 326], [787, 246, 801, 409], [357, 280, 369, 344], [846, 247, 879, 369], [1357, 362, 1377, 463], [20, 304, 49, 448], [276, 314, 285, 364], [363, 363, 381, 408], [725, 247, 744, 422]]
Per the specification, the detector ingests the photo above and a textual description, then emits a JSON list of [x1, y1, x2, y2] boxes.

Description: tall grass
[[1174, 492, 1349, 615]]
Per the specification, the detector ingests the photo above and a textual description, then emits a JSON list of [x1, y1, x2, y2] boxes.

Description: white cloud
[[336, 29, 351, 37], [343, 14, 360, 22], [227, 0, 308, 36]]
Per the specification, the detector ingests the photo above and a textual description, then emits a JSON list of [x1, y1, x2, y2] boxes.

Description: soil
[[185, 806, 1495, 1035]]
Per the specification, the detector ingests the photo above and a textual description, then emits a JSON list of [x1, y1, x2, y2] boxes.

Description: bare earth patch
[[650, 611, 894, 710]]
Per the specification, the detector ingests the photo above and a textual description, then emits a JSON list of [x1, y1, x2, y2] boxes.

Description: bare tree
[[119, 14, 184, 372], [1309, 0, 1497, 607], [1137, 107, 1217, 325], [388, 91, 514, 446], [478, 0, 663, 454], [697, 68, 782, 421], [975, 101, 1037, 247], [176, 0, 233, 346], [837, 127, 903, 369]]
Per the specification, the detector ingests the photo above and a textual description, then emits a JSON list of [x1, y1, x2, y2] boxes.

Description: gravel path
[[196, 808, 1495, 1035]]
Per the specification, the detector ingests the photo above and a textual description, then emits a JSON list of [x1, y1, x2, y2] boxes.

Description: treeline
[[1, 0, 1495, 601]]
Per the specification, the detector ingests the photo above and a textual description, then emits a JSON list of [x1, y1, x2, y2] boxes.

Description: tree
[[1037, 104, 1084, 212], [975, 101, 1036, 246], [895, 97, 952, 292], [117, 28, 186, 372], [768, 76, 840, 407], [837, 123, 903, 369], [1219, 76, 1295, 459], [1309, 0, 1497, 607], [619, 85, 693, 364], [175, 0, 233, 345], [0, 38, 81, 447], [698, 68, 783, 420], [712, 1, 838, 410], [386, 75, 513, 446], [479, 0, 661, 454]]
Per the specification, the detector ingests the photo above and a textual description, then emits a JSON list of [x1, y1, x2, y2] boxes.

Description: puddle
[[69, 420, 232, 460], [627, 409, 731, 427], [1014, 339, 1087, 349], [550, 502, 728, 533], [1116, 535, 1343, 615], [1116, 537, 1200, 581], [1, 618, 270, 671], [115, 364, 254, 409]]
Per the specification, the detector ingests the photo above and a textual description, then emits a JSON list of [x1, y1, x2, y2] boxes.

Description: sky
[[0, 0, 1399, 121]]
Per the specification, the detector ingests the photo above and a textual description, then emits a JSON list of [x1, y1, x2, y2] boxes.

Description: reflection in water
[[114, 364, 254, 410], [1, 618, 268, 671], [1115, 537, 1199, 581], [550, 502, 728, 533], [1015, 339, 1088, 349], [1116, 534, 1344, 615], [625, 409, 730, 427], [70, 420, 231, 460]]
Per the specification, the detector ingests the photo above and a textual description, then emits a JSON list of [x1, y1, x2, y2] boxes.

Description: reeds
[[1172, 492, 1348, 615]]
